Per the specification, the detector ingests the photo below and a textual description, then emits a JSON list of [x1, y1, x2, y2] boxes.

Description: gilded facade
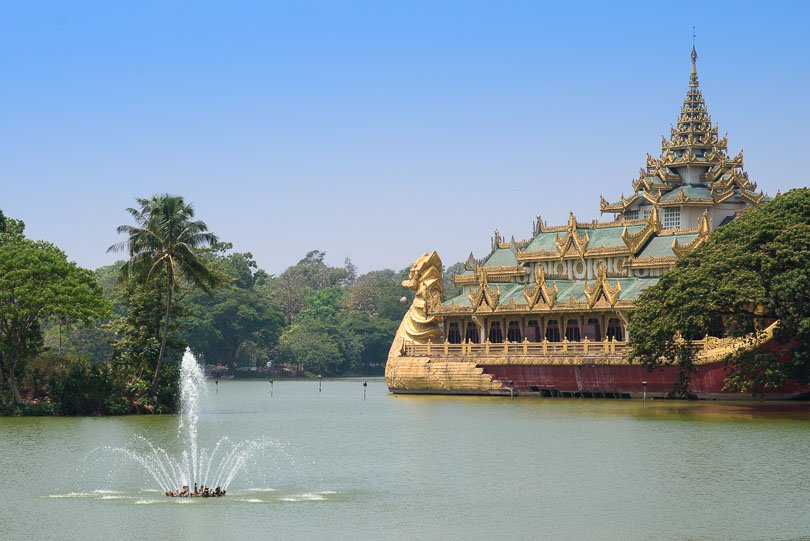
[[385, 47, 788, 399]]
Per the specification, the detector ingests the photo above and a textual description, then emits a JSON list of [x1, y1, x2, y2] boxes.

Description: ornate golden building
[[385, 47, 791, 399]]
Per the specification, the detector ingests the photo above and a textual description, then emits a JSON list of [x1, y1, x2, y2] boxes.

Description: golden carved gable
[[522, 266, 558, 309], [621, 205, 662, 254], [672, 210, 711, 258], [468, 273, 500, 312], [554, 212, 590, 259], [582, 262, 622, 308]]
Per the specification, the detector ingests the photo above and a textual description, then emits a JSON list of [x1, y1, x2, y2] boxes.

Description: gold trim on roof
[[583, 262, 622, 308], [554, 212, 590, 259], [469, 273, 500, 312], [523, 266, 558, 309], [621, 206, 661, 254], [672, 211, 710, 257]]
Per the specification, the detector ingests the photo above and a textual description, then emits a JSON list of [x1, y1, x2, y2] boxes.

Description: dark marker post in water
[[215, 379, 219, 394], [269, 379, 273, 397], [363, 381, 367, 401]]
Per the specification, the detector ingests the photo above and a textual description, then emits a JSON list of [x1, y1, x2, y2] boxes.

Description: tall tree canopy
[[629, 189, 810, 396], [0, 217, 108, 403], [109, 194, 221, 396]]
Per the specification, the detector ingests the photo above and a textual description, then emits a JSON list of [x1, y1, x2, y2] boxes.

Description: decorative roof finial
[[690, 26, 699, 88]]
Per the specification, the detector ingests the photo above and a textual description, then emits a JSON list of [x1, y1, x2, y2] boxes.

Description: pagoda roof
[[482, 247, 518, 267], [659, 184, 712, 203], [637, 232, 698, 259], [588, 224, 642, 249], [522, 215, 647, 258], [439, 275, 660, 314], [599, 46, 764, 213]]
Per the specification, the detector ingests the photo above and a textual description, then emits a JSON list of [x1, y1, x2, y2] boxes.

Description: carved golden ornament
[[583, 261, 622, 308], [740, 190, 766, 204], [554, 212, 590, 259], [400, 252, 445, 344], [463, 252, 479, 272], [671, 213, 709, 258], [680, 148, 697, 163], [522, 266, 558, 309], [641, 191, 660, 205], [622, 255, 677, 269], [469, 272, 500, 312], [621, 205, 661, 254]]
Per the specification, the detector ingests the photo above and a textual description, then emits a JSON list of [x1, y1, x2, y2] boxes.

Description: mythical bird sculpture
[[400, 251, 444, 344]]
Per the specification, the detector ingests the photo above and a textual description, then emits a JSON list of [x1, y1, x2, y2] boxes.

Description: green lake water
[[1, 379, 809, 540]]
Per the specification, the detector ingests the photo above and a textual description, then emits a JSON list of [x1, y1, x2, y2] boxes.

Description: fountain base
[[165, 485, 226, 498]]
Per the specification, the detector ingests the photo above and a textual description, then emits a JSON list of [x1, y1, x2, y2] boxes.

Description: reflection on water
[[1, 379, 809, 541]]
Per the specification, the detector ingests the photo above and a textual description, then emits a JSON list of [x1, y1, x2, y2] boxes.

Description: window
[[607, 318, 624, 341], [584, 318, 602, 341], [545, 320, 561, 342], [526, 320, 541, 342], [663, 207, 681, 229], [507, 321, 522, 343], [447, 322, 461, 344], [642, 207, 652, 219], [465, 323, 480, 343], [489, 322, 503, 343], [624, 210, 639, 220], [565, 319, 581, 342]]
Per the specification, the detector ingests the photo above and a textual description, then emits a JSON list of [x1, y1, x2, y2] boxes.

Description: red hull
[[480, 362, 810, 400]]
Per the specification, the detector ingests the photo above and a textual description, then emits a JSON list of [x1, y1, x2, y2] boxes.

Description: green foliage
[[2, 203, 410, 414], [443, 261, 466, 299], [109, 194, 222, 397], [344, 269, 408, 320], [629, 189, 810, 396], [183, 287, 284, 367], [0, 228, 109, 404], [264, 250, 353, 323]]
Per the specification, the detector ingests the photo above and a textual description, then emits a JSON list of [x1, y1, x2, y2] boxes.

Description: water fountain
[[110, 348, 270, 498]]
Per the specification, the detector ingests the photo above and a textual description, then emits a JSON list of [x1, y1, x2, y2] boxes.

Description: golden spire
[[690, 27, 698, 88]]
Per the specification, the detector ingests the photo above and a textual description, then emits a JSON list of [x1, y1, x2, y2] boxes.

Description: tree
[[443, 261, 467, 299], [109, 194, 221, 396], [0, 233, 107, 404], [183, 287, 284, 367], [629, 189, 810, 396], [265, 250, 350, 323], [344, 269, 407, 321]]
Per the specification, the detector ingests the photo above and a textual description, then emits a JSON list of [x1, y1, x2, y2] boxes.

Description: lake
[[1, 379, 809, 540]]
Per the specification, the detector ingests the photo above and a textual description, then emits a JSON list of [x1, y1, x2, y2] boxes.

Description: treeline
[[0, 198, 416, 415]]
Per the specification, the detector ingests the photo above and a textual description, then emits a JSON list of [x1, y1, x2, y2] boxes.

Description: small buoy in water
[[400, 296, 407, 305]]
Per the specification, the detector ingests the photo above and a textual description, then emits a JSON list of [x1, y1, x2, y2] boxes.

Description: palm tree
[[109, 194, 220, 396]]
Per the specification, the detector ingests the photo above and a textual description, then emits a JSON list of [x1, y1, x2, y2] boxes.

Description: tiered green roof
[[600, 45, 764, 215]]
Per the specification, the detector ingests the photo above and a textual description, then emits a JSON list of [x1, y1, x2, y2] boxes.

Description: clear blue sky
[[2, 1, 808, 274]]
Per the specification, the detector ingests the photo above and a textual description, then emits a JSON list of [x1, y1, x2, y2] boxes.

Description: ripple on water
[[278, 493, 326, 502]]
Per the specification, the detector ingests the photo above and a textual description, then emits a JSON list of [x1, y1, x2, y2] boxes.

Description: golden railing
[[403, 338, 632, 358], [401, 335, 737, 360]]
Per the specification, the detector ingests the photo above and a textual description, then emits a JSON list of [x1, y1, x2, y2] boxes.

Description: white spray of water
[[108, 348, 271, 493], [178, 348, 205, 486]]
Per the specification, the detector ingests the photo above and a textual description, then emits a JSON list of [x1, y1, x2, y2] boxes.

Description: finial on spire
[[690, 26, 699, 88]]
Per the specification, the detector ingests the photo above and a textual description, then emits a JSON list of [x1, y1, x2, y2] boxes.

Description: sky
[[2, 1, 809, 275]]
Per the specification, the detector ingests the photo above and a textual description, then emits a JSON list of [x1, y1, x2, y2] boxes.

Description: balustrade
[[402, 337, 636, 358]]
